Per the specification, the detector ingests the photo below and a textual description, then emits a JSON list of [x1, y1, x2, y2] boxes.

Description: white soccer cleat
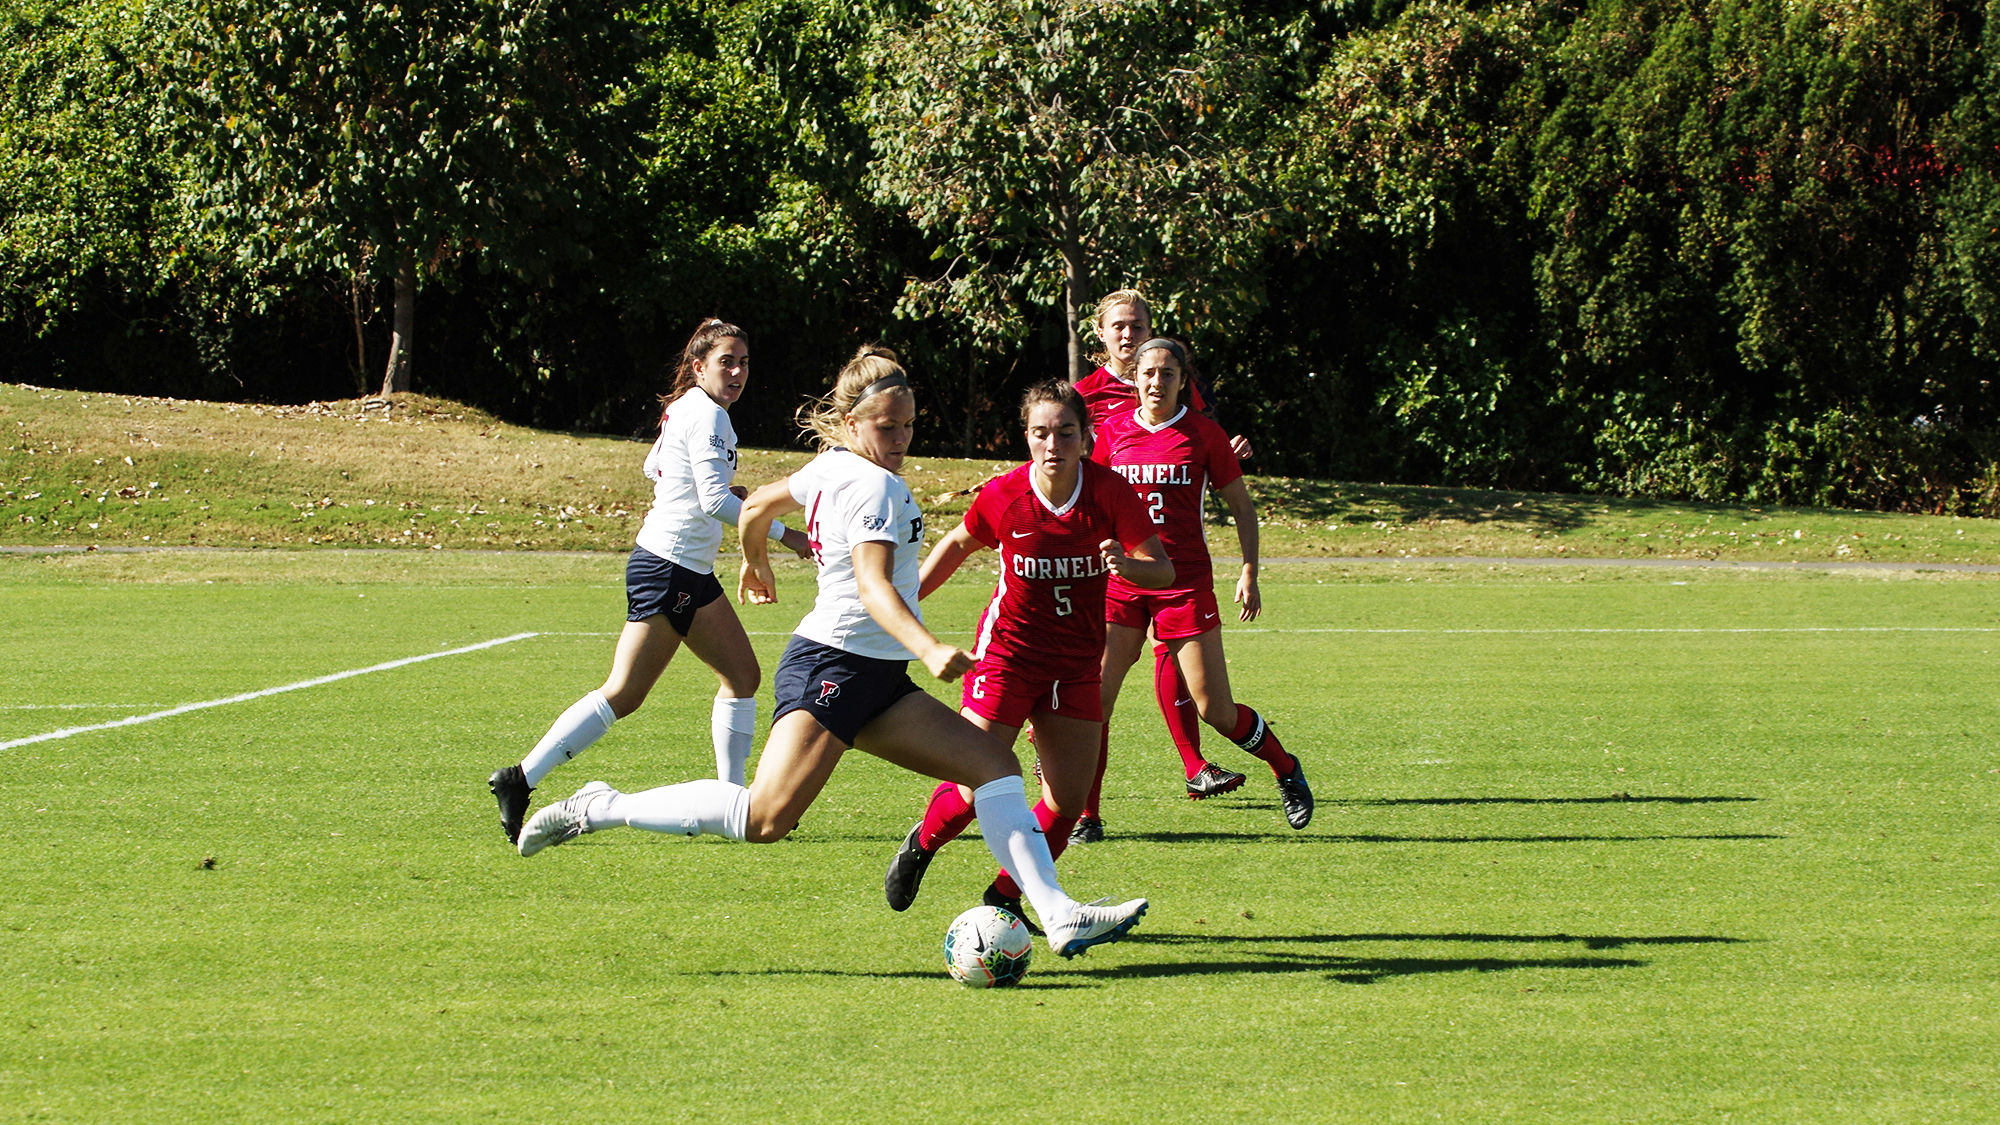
[[517, 781, 612, 857], [1045, 896, 1149, 958]]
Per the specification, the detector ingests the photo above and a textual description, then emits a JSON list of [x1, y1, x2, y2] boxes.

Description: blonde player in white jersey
[[515, 346, 1149, 958], [486, 319, 810, 845]]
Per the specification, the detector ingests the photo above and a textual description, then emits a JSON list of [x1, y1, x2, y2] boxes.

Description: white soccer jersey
[[635, 386, 780, 574], [788, 449, 926, 661]]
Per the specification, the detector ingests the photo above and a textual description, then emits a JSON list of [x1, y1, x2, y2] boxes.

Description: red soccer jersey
[[1074, 364, 1210, 430], [1096, 404, 1243, 592], [962, 460, 1158, 681]]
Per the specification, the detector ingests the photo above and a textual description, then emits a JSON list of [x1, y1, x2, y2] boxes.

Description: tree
[[179, 0, 642, 394], [0, 0, 187, 345], [866, 0, 1297, 379]]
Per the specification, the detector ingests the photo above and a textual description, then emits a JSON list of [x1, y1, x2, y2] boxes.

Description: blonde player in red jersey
[[1067, 291, 1256, 842], [1095, 336, 1313, 830], [883, 379, 1173, 923]]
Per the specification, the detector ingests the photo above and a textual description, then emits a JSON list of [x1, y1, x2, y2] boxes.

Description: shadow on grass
[[1112, 829, 1783, 845], [1067, 950, 1646, 984], [1348, 795, 1760, 807], [689, 931, 1742, 985], [1137, 931, 1749, 952], [1253, 479, 1643, 533]]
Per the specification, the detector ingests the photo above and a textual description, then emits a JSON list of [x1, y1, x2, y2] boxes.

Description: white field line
[[0, 632, 538, 751]]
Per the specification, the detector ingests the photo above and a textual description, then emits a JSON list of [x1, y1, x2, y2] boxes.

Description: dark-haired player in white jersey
[[515, 349, 1150, 958], [485, 319, 809, 844], [883, 380, 1171, 922], [1095, 337, 1313, 829]]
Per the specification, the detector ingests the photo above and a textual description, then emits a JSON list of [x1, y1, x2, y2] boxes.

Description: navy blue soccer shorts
[[625, 547, 724, 636], [771, 635, 924, 746]]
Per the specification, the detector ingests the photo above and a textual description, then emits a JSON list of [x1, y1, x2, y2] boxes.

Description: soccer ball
[[942, 905, 1033, 988]]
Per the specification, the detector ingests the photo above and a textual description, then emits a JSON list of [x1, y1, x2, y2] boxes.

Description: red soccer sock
[[917, 780, 976, 851], [1155, 643, 1207, 778], [1226, 705, 1296, 777], [993, 799, 1077, 900], [1080, 723, 1109, 820]]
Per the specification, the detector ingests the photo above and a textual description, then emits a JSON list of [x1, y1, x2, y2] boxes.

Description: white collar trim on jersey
[[1031, 468, 1084, 517], [1133, 404, 1188, 433]]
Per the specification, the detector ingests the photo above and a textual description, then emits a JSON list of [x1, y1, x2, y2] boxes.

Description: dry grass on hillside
[[0, 385, 996, 550]]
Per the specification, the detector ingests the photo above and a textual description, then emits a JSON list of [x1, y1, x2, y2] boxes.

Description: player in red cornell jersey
[[883, 380, 1173, 923], [1095, 336, 1313, 830], [1067, 291, 1257, 843]]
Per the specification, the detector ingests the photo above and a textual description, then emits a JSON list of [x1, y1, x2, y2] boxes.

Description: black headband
[[853, 371, 911, 408], [1134, 338, 1187, 363]]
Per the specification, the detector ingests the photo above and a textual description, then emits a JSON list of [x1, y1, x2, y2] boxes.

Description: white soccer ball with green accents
[[942, 904, 1033, 988]]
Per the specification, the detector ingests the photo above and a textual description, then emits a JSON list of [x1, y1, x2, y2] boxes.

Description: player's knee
[[967, 745, 1022, 787], [1198, 699, 1236, 731], [718, 665, 760, 698], [742, 816, 793, 843], [601, 684, 646, 719]]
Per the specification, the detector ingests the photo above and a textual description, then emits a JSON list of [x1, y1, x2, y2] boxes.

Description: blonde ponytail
[[798, 345, 912, 450]]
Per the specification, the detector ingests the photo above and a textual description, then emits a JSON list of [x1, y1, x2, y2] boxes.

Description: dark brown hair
[[659, 318, 748, 420], [1134, 335, 1201, 386], [1019, 378, 1089, 433]]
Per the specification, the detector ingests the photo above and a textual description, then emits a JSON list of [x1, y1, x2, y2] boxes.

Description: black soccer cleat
[[983, 884, 1044, 937], [489, 764, 533, 845], [884, 823, 936, 912], [1185, 761, 1248, 800], [1068, 815, 1105, 845], [1275, 758, 1314, 830]]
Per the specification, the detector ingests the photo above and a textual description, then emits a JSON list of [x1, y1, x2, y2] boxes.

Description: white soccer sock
[[590, 779, 749, 840], [520, 691, 617, 788], [972, 775, 1078, 925], [712, 696, 757, 786]]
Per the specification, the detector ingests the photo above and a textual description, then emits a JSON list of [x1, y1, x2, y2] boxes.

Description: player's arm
[[1217, 476, 1261, 621], [853, 540, 975, 681], [1101, 534, 1173, 589], [918, 523, 985, 599], [738, 479, 805, 605]]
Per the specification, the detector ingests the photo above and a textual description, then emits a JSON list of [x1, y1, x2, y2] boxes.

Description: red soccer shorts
[[1104, 584, 1222, 641], [960, 661, 1104, 728]]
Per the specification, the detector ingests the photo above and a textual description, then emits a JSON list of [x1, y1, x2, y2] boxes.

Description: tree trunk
[[961, 348, 976, 457], [380, 247, 415, 395], [1053, 200, 1093, 382], [349, 267, 371, 395]]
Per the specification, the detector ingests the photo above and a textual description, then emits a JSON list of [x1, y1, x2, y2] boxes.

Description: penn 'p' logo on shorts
[[815, 680, 842, 705], [673, 592, 693, 613]]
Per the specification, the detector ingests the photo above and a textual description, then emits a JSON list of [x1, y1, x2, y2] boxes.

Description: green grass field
[[3, 550, 1996, 1122]]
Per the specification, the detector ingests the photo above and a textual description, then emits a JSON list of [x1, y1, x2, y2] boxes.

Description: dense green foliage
[[3, 0, 1998, 509]]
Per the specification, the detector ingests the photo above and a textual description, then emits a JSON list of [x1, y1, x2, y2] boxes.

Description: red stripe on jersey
[[961, 461, 1155, 681]]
